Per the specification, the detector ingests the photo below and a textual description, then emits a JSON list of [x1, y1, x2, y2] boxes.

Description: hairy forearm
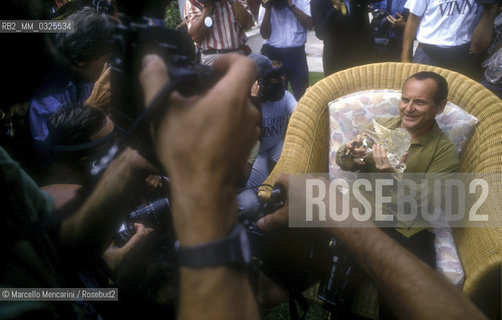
[[172, 183, 259, 319], [232, 1, 254, 29], [179, 265, 259, 319], [260, 8, 272, 39], [60, 149, 147, 255], [401, 13, 420, 62], [330, 226, 487, 319]]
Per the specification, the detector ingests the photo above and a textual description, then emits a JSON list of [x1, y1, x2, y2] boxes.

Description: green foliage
[[309, 72, 324, 86], [164, 1, 183, 29]]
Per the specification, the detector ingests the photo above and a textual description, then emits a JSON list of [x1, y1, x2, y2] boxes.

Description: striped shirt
[[185, 0, 251, 50]]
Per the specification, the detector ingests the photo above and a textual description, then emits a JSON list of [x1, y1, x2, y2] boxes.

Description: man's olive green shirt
[[336, 116, 459, 237]]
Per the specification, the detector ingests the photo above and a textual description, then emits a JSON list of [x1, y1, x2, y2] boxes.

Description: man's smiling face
[[399, 77, 445, 139]]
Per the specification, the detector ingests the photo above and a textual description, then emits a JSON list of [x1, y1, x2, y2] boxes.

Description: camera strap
[[35, 131, 116, 153]]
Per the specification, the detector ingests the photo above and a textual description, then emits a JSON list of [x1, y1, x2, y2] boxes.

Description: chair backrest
[[260, 62, 502, 317]]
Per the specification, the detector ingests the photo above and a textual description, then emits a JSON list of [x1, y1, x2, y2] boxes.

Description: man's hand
[[85, 64, 111, 112], [140, 53, 260, 246], [372, 143, 393, 171], [140, 53, 261, 320], [258, 174, 289, 230], [345, 135, 368, 165], [372, 144, 407, 172], [387, 12, 405, 30], [331, 0, 342, 10], [103, 223, 153, 272]]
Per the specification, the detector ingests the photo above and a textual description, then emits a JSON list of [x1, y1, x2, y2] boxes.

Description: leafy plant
[[165, 1, 183, 28]]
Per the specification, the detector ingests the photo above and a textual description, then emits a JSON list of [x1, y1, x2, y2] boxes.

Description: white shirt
[[405, 0, 482, 47], [260, 90, 297, 153], [258, 0, 311, 48]]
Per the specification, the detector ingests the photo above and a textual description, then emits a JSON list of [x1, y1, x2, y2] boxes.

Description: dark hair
[[54, 7, 114, 66], [46, 104, 107, 146], [404, 71, 448, 105]]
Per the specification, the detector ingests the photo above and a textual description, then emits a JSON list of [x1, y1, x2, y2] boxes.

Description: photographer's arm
[[141, 54, 260, 320], [470, 3, 498, 54], [59, 148, 153, 255], [401, 13, 420, 62], [331, 225, 487, 320], [258, 176, 487, 320], [232, 0, 254, 30], [187, 5, 214, 43], [260, 4, 272, 39]]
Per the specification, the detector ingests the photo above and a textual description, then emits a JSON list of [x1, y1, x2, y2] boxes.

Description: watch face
[[204, 16, 213, 28]]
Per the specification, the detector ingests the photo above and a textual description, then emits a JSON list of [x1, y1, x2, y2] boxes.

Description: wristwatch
[[176, 224, 252, 268], [204, 15, 214, 28]]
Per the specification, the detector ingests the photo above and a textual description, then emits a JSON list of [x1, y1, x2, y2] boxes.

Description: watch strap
[[176, 224, 250, 268]]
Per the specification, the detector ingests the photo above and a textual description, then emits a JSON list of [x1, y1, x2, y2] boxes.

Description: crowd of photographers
[[0, 0, 500, 319]]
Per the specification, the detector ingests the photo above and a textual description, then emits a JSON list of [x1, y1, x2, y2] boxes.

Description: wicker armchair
[[260, 62, 502, 318]]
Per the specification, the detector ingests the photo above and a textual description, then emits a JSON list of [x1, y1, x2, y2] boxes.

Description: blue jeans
[[237, 153, 269, 219], [261, 44, 309, 101]]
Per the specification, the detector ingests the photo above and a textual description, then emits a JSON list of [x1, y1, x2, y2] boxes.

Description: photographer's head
[[249, 54, 286, 103], [45, 104, 115, 184], [54, 7, 114, 82]]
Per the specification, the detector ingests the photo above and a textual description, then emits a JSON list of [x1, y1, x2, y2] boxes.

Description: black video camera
[[370, 9, 392, 39], [90, 0, 220, 176], [256, 66, 286, 102]]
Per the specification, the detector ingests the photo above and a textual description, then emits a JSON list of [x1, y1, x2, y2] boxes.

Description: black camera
[[116, 197, 171, 245], [256, 66, 286, 102], [370, 9, 392, 40], [116, 177, 172, 246]]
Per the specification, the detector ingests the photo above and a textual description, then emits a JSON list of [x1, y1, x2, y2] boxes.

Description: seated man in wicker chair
[[335, 71, 459, 319]]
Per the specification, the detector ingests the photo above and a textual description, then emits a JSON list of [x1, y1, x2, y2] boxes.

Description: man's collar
[[411, 121, 440, 146]]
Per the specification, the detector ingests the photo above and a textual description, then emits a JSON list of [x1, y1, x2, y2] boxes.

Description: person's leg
[[412, 46, 437, 66], [282, 47, 309, 101], [237, 153, 269, 219]]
